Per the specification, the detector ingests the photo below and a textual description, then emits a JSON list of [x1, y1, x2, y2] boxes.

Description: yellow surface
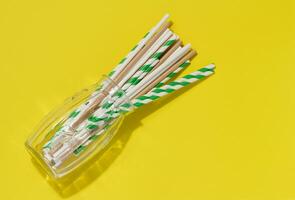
[[0, 0, 295, 199]]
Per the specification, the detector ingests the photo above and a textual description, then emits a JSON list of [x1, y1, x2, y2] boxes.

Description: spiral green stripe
[[155, 61, 190, 88]]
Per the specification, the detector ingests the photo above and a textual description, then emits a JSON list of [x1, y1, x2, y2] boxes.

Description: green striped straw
[[70, 64, 215, 156], [155, 60, 190, 88], [131, 64, 215, 108]]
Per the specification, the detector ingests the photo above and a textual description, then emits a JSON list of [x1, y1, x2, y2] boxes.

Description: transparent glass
[[25, 76, 133, 179]]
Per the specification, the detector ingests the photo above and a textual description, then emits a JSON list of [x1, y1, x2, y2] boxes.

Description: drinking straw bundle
[[42, 14, 215, 168]]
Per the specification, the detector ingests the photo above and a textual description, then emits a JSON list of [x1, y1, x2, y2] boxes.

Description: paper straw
[[155, 60, 191, 88], [132, 64, 215, 107]]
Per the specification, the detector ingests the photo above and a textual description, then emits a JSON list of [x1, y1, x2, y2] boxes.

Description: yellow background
[[0, 0, 295, 199]]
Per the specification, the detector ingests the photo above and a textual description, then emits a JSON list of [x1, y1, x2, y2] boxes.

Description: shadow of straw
[[31, 76, 212, 198]]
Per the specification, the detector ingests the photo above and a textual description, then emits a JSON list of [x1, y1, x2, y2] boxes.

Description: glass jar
[[25, 76, 133, 179]]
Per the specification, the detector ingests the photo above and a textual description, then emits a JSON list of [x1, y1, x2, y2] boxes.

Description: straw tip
[[206, 63, 216, 70], [184, 43, 192, 49], [163, 13, 170, 19]]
